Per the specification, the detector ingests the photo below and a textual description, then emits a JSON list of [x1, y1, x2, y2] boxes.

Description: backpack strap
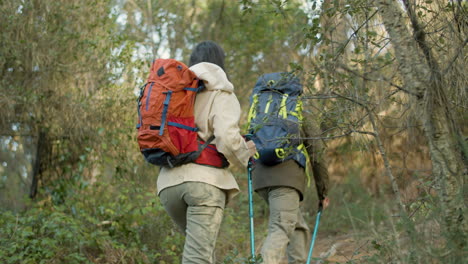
[[159, 90, 173, 136], [136, 82, 148, 129], [194, 135, 229, 168], [167, 122, 198, 132], [297, 143, 312, 187], [199, 135, 215, 150], [184, 79, 205, 92], [145, 82, 155, 111]]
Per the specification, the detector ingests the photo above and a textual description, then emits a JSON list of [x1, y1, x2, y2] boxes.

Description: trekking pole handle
[[243, 134, 253, 141]]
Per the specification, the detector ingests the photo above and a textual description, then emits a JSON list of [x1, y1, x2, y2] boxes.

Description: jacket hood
[[189, 62, 233, 93]]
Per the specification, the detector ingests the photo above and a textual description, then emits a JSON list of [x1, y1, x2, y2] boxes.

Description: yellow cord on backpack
[[297, 144, 312, 187], [275, 148, 286, 159], [254, 152, 260, 159]]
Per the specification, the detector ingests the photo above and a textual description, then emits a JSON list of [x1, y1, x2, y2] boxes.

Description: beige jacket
[[157, 62, 251, 202]]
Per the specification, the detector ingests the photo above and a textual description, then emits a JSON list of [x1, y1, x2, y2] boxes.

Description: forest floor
[[312, 232, 375, 263], [278, 232, 376, 264]]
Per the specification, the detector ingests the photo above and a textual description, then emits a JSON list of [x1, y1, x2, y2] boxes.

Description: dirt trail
[[311, 233, 374, 263], [278, 232, 375, 263]]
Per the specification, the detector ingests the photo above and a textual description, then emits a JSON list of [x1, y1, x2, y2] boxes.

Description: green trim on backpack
[[264, 94, 273, 113], [278, 94, 289, 118]]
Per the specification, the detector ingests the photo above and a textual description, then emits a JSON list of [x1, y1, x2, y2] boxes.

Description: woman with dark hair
[[189, 40, 226, 70], [157, 41, 256, 264]]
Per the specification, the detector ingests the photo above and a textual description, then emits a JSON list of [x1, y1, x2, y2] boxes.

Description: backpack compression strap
[[136, 82, 149, 129], [159, 81, 205, 136], [194, 135, 230, 168]]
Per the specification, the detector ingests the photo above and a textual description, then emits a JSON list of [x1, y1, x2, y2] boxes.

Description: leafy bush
[[0, 178, 183, 264]]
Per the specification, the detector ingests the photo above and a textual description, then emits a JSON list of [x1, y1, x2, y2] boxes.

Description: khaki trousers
[[159, 182, 226, 264], [258, 187, 310, 264]]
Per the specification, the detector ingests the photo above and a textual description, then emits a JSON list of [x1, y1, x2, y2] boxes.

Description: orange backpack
[[136, 59, 229, 168]]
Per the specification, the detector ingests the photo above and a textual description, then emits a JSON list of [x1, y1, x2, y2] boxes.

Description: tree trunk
[[376, 0, 466, 250], [29, 130, 50, 199]]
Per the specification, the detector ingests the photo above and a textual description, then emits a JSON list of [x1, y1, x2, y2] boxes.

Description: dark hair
[[189, 41, 226, 70]]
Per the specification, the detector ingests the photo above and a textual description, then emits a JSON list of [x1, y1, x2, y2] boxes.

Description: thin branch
[[367, 104, 406, 212], [330, 91, 406, 212], [337, 63, 421, 98], [351, 240, 371, 260], [330, 91, 368, 108], [442, 37, 468, 75], [334, 9, 379, 60], [302, 95, 339, 100], [351, 130, 376, 137]]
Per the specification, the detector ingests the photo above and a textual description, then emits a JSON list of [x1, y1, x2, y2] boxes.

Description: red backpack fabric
[[136, 59, 229, 168]]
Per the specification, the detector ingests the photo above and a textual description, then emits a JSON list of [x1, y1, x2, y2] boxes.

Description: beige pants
[[258, 187, 310, 264], [159, 182, 226, 264]]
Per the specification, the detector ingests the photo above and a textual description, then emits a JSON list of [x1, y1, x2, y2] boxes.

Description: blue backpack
[[247, 72, 310, 175]]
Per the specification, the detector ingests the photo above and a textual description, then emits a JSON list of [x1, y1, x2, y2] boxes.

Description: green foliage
[[1, 0, 466, 263], [0, 0, 135, 206], [222, 249, 263, 264], [1, 209, 94, 264], [0, 178, 184, 264]]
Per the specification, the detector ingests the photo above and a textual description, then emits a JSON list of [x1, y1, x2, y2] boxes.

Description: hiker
[[156, 41, 256, 264], [247, 72, 330, 263]]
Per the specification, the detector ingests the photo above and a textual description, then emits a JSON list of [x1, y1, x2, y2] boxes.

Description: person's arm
[[302, 109, 330, 209], [210, 91, 256, 169]]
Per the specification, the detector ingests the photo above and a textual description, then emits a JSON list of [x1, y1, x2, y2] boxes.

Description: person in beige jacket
[[157, 41, 256, 264]]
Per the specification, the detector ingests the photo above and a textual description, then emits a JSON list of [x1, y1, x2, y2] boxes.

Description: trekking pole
[[306, 207, 323, 264], [247, 157, 256, 260]]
